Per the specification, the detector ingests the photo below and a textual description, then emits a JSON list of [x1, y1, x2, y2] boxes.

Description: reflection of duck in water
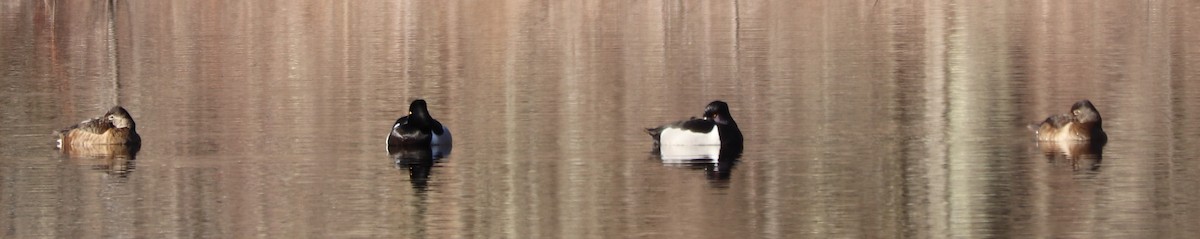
[[390, 147, 437, 191], [1030, 100, 1106, 171], [55, 106, 141, 158], [93, 154, 136, 177], [646, 101, 743, 162], [1038, 141, 1103, 171], [705, 159, 738, 180], [64, 147, 137, 177], [387, 99, 452, 158], [656, 155, 741, 187]]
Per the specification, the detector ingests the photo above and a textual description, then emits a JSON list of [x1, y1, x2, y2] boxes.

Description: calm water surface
[[3, 1, 1200, 238]]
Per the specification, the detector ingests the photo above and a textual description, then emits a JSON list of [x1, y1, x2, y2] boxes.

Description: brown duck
[[55, 106, 141, 149], [1032, 100, 1107, 142]]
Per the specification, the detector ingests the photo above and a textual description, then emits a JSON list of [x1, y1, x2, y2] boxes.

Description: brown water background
[[2, 0, 1200, 238]]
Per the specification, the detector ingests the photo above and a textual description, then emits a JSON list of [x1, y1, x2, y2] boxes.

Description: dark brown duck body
[[56, 106, 141, 150], [1034, 100, 1106, 142]]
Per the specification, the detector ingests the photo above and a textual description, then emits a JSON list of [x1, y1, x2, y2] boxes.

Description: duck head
[[1071, 100, 1102, 125], [703, 101, 735, 125], [408, 99, 433, 124], [105, 106, 136, 129]]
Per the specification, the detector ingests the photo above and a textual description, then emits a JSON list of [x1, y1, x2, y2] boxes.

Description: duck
[[1032, 99, 1107, 142], [646, 101, 743, 158], [387, 99, 452, 153], [55, 106, 141, 149]]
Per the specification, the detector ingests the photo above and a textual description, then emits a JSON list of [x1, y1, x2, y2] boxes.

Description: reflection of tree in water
[[1038, 141, 1104, 172]]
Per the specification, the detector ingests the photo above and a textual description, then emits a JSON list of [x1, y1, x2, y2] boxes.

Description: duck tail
[[646, 127, 665, 142], [645, 127, 661, 137], [51, 129, 66, 149]]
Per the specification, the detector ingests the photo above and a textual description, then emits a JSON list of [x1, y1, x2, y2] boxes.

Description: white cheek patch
[[659, 126, 720, 146]]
